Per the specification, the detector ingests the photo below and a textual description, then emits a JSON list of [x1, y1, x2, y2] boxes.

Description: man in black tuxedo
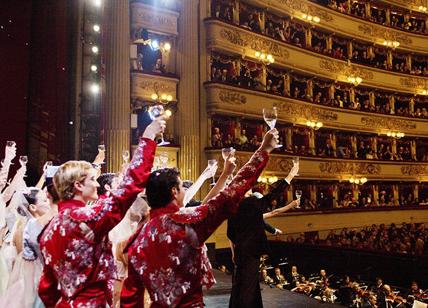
[[227, 162, 299, 308]]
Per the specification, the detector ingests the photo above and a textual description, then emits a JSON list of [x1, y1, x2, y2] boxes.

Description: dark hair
[[182, 180, 193, 189], [17, 188, 41, 217], [23, 188, 40, 206], [46, 183, 60, 203], [146, 168, 180, 209], [97, 173, 116, 195]]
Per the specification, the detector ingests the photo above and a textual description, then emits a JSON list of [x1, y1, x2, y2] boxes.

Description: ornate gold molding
[[276, 0, 333, 22], [401, 165, 427, 176], [219, 91, 247, 105], [275, 101, 338, 121], [319, 60, 374, 80], [131, 73, 178, 100], [130, 3, 179, 36], [319, 161, 381, 175], [357, 24, 412, 45], [399, 77, 426, 88], [219, 29, 290, 59], [361, 116, 417, 130]]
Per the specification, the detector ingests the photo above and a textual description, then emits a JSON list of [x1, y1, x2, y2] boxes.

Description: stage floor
[[204, 270, 342, 308]]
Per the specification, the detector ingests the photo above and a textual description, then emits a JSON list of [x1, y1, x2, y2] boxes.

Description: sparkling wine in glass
[[6, 141, 16, 148], [221, 147, 235, 182], [122, 150, 130, 163], [263, 107, 282, 148], [208, 159, 217, 186], [98, 144, 105, 151], [159, 152, 168, 169], [295, 189, 302, 209], [19, 155, 28, 166], [148, 105, 170, 146]]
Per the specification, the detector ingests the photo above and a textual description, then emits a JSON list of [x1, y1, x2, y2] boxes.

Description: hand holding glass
[[122, 150, 130, 163], [149, 105, 170, 146], [295, 190, 302, 209], [263, 107, 282, 148], [208, 159, 217, 186]]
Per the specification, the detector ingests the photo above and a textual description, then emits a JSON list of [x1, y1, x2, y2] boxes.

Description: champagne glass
[[263, 107, 282, 148], [221, 147, 235, 183], [295, 189, 302, 209], [19, 155, 28, 166], [98, 144, 105, 151], [148, 105, 170, 146], [159, 152, 168, 169], [208, 159, 217, 186], [152, 156, 160, 171], [46, 161, 53, 166], [122, 150, 130, 163]]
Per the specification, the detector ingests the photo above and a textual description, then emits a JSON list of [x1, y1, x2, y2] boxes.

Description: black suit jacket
[[227, 179, 289, 257]]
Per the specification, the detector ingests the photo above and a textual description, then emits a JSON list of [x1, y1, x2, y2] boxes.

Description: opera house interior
[[0, 0, 428, 307]]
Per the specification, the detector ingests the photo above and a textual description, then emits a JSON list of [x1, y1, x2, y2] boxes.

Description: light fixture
[[386, 131, 404, 139], [255, 51, 274, 64], [93, 24, 100, 32], [418, 6, 427, 12], [163, 42, 171, 51], [91, 46, 99, 54], [382, 40, 400, 49], [301, 13, 320, 23], [349, 177, 367, 185], [347, 76, 363, 86], [90, 83, 100, 94], [306, 120, 323, 130], [93, 0, 102, 7], [258, 175, 278, 184], [90, 65, 98, 72], [151, 92, 173, 103], [151, 40, 159, 50]]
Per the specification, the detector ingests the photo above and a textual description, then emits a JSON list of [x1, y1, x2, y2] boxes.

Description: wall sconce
[[255, 51, 275, 64], [382, 40, 400, 49], [418, 89, 428, 95], [301, 13, 320, 23], [347, 75, 363, 86], [306, 120, 323, 130], [151, 93, 173, 103], [418, 6, 427, 12], [386, 131, 405, 138], [349, 177, 368, 185]]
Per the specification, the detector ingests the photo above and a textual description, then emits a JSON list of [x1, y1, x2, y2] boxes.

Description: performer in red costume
[[120, 129, 279, 307], [38, 118, 165, 308]]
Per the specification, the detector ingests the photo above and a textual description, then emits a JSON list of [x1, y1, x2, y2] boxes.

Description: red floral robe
[[121, 149, 269, 307], [38, 138, 156, 308]]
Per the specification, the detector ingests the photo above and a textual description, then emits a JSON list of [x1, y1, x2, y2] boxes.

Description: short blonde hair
[[53, 161, 93, 200]]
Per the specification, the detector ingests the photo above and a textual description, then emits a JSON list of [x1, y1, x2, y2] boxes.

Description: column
[[385, 8, 391, 25], [410, 97, 415, 114], [365, 2, 371, 18], [369, 92, 375, 109], [347, 41, 353, 59], [391, 138, 397, 158], [393, 184, 399, 206], [389, 95, 395, 114], [308, 130, 315, 155], [387, 50, 393, 69], [233, 1, 240, 25], [411, 140, 417, 160], [306, 29, 312, 48], [286, 127, 293, 151], [353, 184, 359, 201], [413, 184, 419, 202], [327, 36, 333, 53], [331, 132, 337, 157], [176, 0, 200, 181], [104, 0, 130, 172], [373, 184, 379, 205], [351, 136, 357, 158], [307, 79, 313, 99], [332, 184, 339, 208], [407, 55, 412, 71]]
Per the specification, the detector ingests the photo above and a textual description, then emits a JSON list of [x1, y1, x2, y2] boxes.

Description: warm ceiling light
[[91, 46, 99, 54], [90, 65, 97, 72], [93, 0, 102, 7], [151, 93, 158, 100], [163, 42, 171, 51], [90, 83, 100, 94], [93, 24, 100, 32], [166, 95, 173, 101]]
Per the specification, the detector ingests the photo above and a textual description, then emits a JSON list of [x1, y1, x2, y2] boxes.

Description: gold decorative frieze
[[219, 29, 290, 59], [206, 149, 428, 180], [399, 77, 426, 89], [361, 116, 417, 131], [130, 3, 179, 36], [319, 161, 381, 175], [401, 165, 427, 176], [219, 91, 247, 105], [206, 20, 426, 94], [357, 24, 412, 45], [131, 72, 178, 101], [319, 60, 374, 80], [205, 83, 428, 136], [275, 101, 338, 122], [276, 0, 333, 22]]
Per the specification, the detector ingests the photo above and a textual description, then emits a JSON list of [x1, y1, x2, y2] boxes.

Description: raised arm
[[263, 199, 300, 219], [0, 144, 16, 192], [188, 129, 278, 244], [72, 119, 165, 238], [183, 162, 218, 206]]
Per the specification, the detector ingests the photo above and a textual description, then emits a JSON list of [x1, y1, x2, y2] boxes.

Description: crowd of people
[[0, 117, 288, 307], [321, 0, 427, 34], [210, 116, 428, 162], [211, 53, 428, 120], [211, 0, 428, 77], [285, 223, 427, 257], [260, 264, 427, 307]]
